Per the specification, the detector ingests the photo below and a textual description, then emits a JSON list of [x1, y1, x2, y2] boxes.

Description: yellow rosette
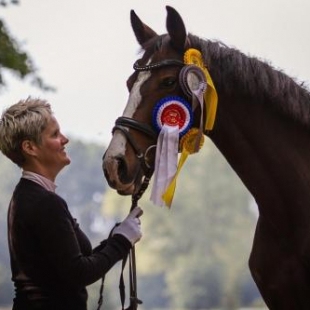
[[184, 48, 218, 131]]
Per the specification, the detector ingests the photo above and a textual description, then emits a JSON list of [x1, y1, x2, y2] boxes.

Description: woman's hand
[[112, 207, 143, 245]]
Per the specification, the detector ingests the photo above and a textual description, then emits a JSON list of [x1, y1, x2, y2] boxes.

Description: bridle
[[98, 57, 188, 310], [112, 57, 186, 173]]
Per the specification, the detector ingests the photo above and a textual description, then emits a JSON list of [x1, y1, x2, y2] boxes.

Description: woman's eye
[[161, 77, 176, 88]]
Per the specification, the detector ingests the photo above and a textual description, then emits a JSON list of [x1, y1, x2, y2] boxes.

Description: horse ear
[[166, 6, 187, 52], [130, 10, 158, 46]]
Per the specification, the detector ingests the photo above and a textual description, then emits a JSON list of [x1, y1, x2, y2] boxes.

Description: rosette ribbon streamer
[[150, 124, 179, 206], [162, 128, 205, 207]]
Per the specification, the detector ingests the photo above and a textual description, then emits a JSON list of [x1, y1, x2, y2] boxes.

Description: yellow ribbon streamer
[[162, 128, 205, 207], [161, 48, 218, 207]]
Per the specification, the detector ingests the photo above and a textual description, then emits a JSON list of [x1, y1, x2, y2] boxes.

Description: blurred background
[[1, 0, 310, 145], [1, 0, 310, 309]]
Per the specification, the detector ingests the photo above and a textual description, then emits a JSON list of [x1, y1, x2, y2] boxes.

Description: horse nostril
[[116, 155, 128, 182]]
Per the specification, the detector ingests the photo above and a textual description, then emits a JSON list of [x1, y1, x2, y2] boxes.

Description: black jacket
[[8, 178, 131, 310]]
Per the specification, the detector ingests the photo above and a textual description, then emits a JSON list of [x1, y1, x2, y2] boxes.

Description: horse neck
[[204, 44, 310, 234]]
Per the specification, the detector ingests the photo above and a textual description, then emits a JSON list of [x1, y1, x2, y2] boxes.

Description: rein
[[118, 165, 153, 310], [121, 170, 153, 310], [97, 173, 152, 310]]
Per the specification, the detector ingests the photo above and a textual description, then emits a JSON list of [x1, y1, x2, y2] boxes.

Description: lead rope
[[120, 172, 152, 310], [97, 172, 152, 310]]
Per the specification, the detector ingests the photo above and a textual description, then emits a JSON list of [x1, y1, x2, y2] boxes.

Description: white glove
[[112, 207, 143, 245]]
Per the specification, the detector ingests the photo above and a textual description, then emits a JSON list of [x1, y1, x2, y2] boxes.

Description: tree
[[0, 2, 54, 91], [0, 0, 19, 6]]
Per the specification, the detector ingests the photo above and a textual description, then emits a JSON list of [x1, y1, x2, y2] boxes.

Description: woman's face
[[35, 115, 71, 179]]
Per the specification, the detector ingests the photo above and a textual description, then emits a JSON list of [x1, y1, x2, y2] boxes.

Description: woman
[[0, 98, 143, 310]]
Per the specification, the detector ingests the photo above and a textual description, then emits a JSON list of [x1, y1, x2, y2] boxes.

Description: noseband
[[113, 116, 157, 173]]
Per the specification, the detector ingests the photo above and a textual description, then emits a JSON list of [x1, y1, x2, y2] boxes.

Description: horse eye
[[161, 77, 177, 88]]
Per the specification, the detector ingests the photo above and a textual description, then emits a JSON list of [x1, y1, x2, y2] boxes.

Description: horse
[[102, 6, 310, 309]]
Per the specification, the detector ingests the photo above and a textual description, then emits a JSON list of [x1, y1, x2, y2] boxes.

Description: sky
[[1, 0, 310, 145]]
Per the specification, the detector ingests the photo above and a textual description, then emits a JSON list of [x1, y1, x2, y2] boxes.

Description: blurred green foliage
[[0, 2, 54, 91]]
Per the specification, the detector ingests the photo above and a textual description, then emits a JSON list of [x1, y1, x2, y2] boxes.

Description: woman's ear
[[21, 140, 37, 157]]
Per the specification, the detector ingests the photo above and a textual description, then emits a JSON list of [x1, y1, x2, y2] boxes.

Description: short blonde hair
[[0, 98, 53, 167]]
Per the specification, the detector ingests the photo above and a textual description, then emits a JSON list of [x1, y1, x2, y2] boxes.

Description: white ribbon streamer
[[150, 124, 179, 207]]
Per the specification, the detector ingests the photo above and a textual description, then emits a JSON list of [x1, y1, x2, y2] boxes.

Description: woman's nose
[[61, 133, 69, 144]]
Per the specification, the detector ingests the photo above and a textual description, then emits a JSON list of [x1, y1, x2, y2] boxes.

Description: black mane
[[188, 34, 310, 129]]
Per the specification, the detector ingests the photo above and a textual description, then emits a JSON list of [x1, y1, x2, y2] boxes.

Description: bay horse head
[[102, 6, 208, 195]]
